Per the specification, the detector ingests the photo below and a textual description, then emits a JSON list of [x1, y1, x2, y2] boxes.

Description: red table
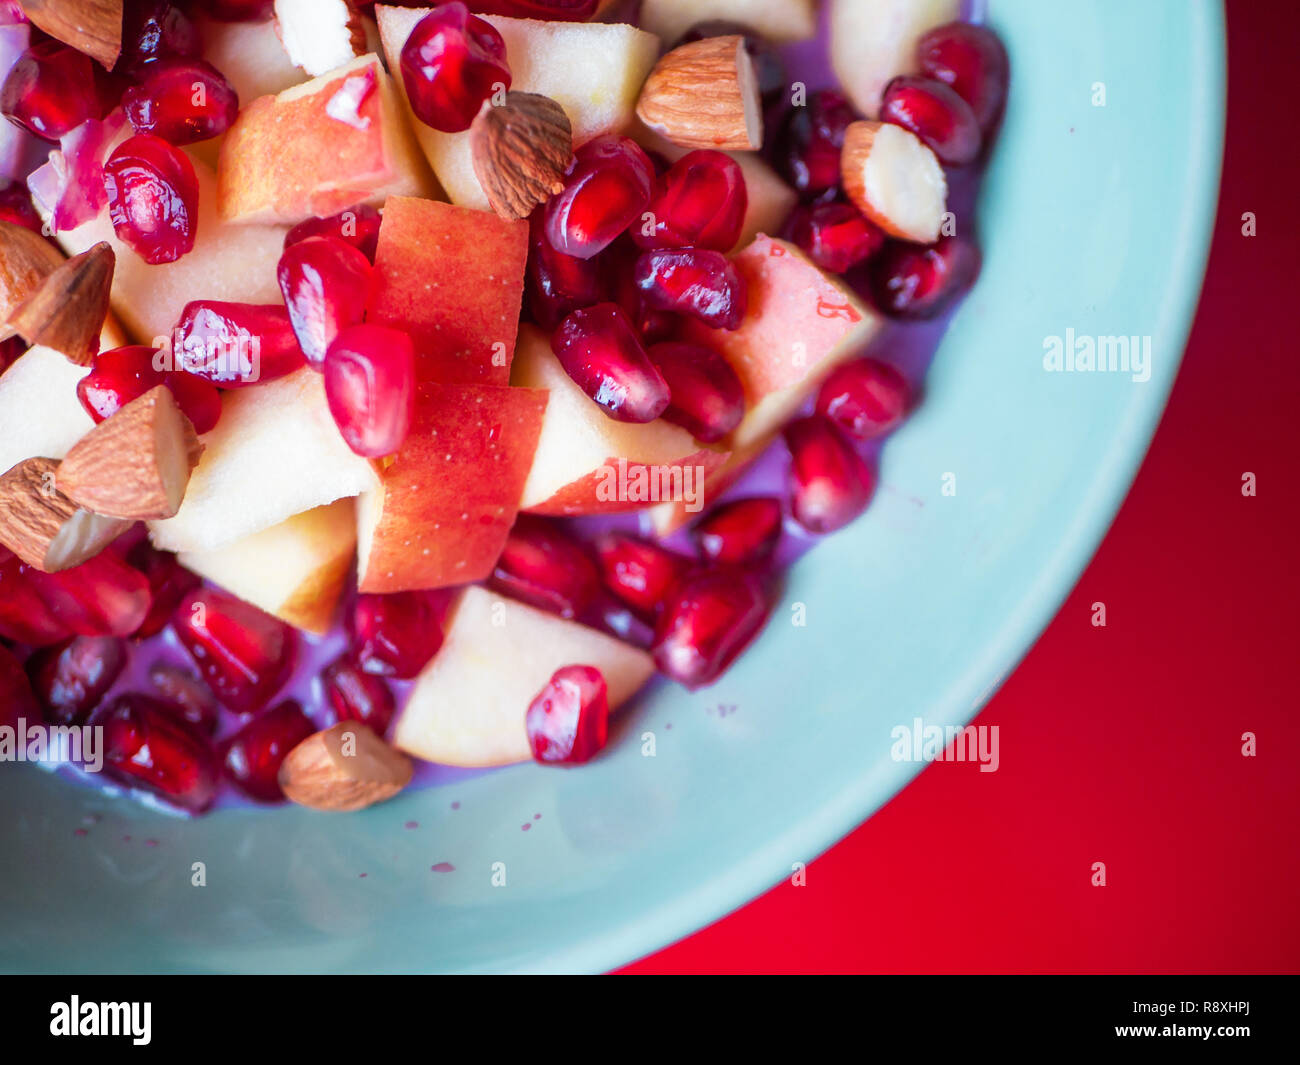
[[622, 0, 1300, 974]]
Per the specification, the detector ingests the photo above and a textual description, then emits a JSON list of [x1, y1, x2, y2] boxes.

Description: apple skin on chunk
[[393, 585, 655, 768], [356, 381, 547, 594], [366, 197, 528, 385]]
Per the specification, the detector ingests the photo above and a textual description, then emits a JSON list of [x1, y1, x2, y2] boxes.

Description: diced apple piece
[[149, 368, 377, 554], [639, 0, 817, 44], [356, 381, 547, 593], [367, 196, 528, 385], [512, 324, 729, 516], [841, 121, 946, 243], [196, 12, 308, 105], [0, 346, 93, 475], [375, 6, 658, 209], [393, 585, 655, 767], [273, 0, 368, 78], [217, 54, 435, 226], [178, 500, 356, 635], [51, 154, 286, 344], [829, 0, 962, 119]]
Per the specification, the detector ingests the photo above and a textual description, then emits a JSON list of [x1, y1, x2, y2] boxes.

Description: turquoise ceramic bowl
[[0, 0, 1224, 973]]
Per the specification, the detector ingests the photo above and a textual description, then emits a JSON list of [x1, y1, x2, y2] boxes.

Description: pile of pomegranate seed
[[400, 3, 511, 133]]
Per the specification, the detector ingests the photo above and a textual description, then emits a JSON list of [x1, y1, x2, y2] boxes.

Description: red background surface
[[622, 0, 1300, 974]]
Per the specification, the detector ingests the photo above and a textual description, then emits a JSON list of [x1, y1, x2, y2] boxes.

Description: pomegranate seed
[[147, 662, 219, 735], [91, 693, 219, 813], [785, 202, 884, 274], [123, 58, 239, 146], [323, 323, 416, 457], [220, 699, 314, 802], [195, 0, 274, 20], [0, 179, 43, 233], [127, 540, 200, 638], [551, 303, 669, 423], [880, 75, 981, 166], [692, 496, 783, 566], [351, 590, 451, 679], [172, 587, 297, 714], [918, 21, 1010, 134], [119, 0, 200, 70], [633, 150, 747, 253], [868, 235, 981, 319], [772, 89, 857, 199], [489, 514, 599, 619], [634, 248, 747, 331], [0, 335, 21, 376], [816, 357, 911, 440], [0, 549, 72, 646], [277, 236, 372, 370], [527, 213, 609, 330], [25, 635, 127, 726], [77, 344, 222, 434], [399, 2, 511, 133], [467, 0, 598, 19], [606, 236, 679, 344], [526, 664, 609, 765], [679, 21, 786, 104], [545, 136, 655, 260], [784, 415, 875, 534], [0, 643, 39, 730], [0, 41, 98, 141], [593, 532, 688, 619], [24, 553, 152, 637], [322, 655, 395, 735], [172, 300, 307, 386], [645, 340, 744, 443], [103, 133, 199, 264], [284, 203, 382, 262], [652, 569, 770, 689]]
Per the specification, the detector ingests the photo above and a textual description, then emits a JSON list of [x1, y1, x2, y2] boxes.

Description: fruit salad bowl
[[0, 0, 1222, 974]]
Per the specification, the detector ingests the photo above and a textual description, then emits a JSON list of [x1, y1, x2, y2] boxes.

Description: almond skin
[[841, 120, 947, 243], [470, 91, 574, 222], [7, 242, 115, 367], [0, 456, 131, 572], [20, 0, 123, 70], [279, 721, 413, 812], [0, 221, 65, 327], [635, 35, 763, 151]]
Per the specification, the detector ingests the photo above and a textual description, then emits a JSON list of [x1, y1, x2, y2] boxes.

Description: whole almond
[[636, 35, 763, 151], [470, 91, 574, 221], [279, 721, 413, 812], [0, 456, 131, 572]]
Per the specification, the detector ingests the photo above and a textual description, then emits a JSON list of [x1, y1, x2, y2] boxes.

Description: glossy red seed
[[489, 514, 599, 619], [103, 133, 199, 264], [25, 635, 127, 726], [0, 335, 20, 376], [147, 662, 219, 735], [0, 41, 98, 141], [0, 549, 72, 646], [679, 20, 786, 104], [785, 202, 884, 273], [161, 370, 222, 433], [91, 693, 219, 812], [545, 136, 655, 260], [816, 357, 911, 440], [351, 590, 452, 679], [322, 655, 396, 735], [284, 203, 382, 262], [172, 587, 296, 714], [76, 345, 222, 433], [196, 0, 274, 20], [652, 569, 770, 689], [526, 664, 609, 764], [468, 0, 597, 19], [692, 496, 783, 566], [323, 323, 416, 457], [172, 300, 307, 386], [918, 21, 1010, 134], [880, 75, 982, 166], [123, 57, 239, 145], [633, 150, 748, 252], [634, 248, 747, 331], [0, 179, 43, 233], [220, 699, 314, 802], [400, 2, 511, 133], [594, 532, 689, 619], [277, 236, 372, 369], [772, 89, 857, 198], [552, 303, 669, 423], [645, 340, 744, 443], [784, 415, 875, 534], [119, 0, 201, 70], [24, 553, 152, 637], [127, 540, 200, 638], [869, 235, 981, 319], [527, 212, 610, 330], [0, 643, 39, 730]]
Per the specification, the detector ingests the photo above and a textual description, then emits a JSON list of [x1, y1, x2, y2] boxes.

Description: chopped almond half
[[0, 221, 65, 326], [841, 121, 947, 243], [636, 35, 763, 151], [274, 0, 367, 77], [6, 242, 115, 366], [58, 385, 203, 521], [279, 722, 413, 812], [0, 456, 131, 572], [21, 0, 123, 69]]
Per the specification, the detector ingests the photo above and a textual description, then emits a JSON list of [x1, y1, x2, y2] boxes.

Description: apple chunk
[[356, 381, 547, 594], [393, 585, 655, 767], [178, 500, 356, 635], [512, 324, 729, 516], [196, 12, 308, 106], [217, 53, 435, 226], [639, 0, 817, 44], [375, 6, 658, 209], [0, 346, 94, 476], [149, 368, 377, 554], [367, 196, 528, 385]]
